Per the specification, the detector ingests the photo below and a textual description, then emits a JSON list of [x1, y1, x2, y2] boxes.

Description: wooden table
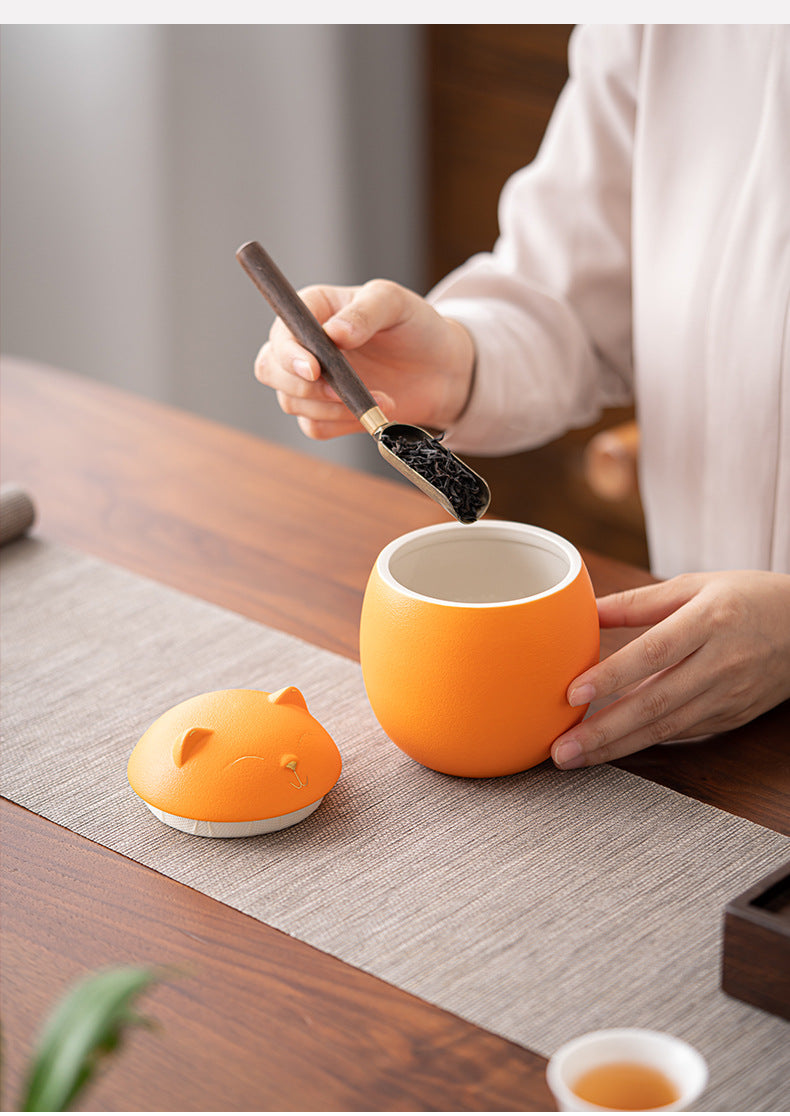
[[2, 357, 788, 1111]]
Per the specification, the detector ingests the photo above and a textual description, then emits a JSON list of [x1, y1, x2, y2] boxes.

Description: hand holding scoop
[[236, 240, 491, 524]]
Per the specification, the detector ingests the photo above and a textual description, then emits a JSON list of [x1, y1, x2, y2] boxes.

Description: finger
[[275, 391, 348, 422], [568, 596, 709, 707], [267, 281, 376, 356], [262, 330, 324, 385], [296, 414, 362, 440], [596, 574, 704, 629], [257, 349, 337, 404], [555, 650, 715, 767], [290, 390, 395, 441], [265, 284, 359, 373], [322, 278, 411, 350], [265, 284, 359, 339], [297, 283, 358, 324], [552, 677, 721, 768]]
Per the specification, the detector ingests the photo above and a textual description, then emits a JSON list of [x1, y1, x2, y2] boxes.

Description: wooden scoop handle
[[236, 240, 378, 422]]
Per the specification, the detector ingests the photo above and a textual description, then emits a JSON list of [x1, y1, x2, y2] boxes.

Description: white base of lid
[[144, 797, 323, 837]]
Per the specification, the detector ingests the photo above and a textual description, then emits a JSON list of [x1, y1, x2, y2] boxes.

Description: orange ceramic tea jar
[[359, 521, 600, 777]]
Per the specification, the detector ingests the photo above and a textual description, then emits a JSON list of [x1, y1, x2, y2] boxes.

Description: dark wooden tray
[[721, 860, 790, 1021]]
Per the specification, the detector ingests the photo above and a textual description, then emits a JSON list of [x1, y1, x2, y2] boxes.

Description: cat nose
[[280, 754, 308, 789]]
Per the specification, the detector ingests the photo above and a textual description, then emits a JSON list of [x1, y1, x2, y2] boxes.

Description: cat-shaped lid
[[128, 687, 341, 833]]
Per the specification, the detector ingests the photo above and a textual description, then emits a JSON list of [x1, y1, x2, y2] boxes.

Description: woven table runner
[[2, 536, 789, 1111]]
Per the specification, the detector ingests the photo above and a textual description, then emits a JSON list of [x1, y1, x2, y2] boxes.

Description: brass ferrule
[[359, 406, 388, 436]]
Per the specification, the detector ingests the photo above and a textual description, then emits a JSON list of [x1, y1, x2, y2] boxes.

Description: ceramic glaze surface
[[360, 522, 600, 777], [127, 687, 341, 824]]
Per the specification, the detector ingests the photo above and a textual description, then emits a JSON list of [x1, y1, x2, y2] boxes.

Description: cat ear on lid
[[268, 686, 308, 710], [173, 726, 214, 767]]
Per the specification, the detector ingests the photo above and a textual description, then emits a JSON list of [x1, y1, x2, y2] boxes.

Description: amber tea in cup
[[570, 1061, 679, 1110]]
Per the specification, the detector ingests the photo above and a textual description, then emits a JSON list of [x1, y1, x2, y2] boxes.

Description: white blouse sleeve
[[429, 24, 642, 455]]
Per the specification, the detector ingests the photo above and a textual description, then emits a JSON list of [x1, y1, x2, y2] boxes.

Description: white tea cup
[[546, 1028, 708, 1111]]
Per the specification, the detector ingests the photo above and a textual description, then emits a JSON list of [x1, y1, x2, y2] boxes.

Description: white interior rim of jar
[[376, 520, 583, 607]]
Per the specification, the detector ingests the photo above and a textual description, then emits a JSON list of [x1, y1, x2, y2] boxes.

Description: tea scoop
[[236, 240, 491, 524]]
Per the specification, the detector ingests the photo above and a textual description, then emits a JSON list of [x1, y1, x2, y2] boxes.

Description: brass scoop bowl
[[236, 240, 491, 524]]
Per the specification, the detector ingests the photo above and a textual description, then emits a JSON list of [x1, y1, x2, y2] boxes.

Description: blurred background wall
[[1, 24, 425, 476], [2, 23, 648, 564]]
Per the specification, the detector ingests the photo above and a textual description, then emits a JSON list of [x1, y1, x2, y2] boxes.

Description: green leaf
[[21, 965, 163, 1112]]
